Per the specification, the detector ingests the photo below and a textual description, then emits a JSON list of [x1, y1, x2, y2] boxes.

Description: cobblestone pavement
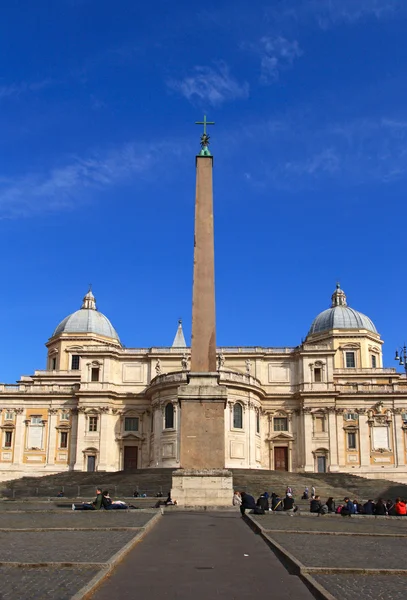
[[0, 510, 157, 598], [0, 511, 154, 529], [269, 532, 407, 569], [92, 512, 314, 600], [0, 502, 65, 511], [313, 574, 407, 600], [253, 513, 407, 534], [0, 530, 139, 563], [0, 566, 102, 600]]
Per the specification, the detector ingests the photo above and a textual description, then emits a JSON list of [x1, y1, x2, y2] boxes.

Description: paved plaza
[[3, 503, 407, 599], [0, 503, 158, 600], [250, 512, 407, 599]]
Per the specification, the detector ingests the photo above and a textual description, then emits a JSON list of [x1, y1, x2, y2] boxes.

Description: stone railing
[[219, 370, 263, 388], [0, 384, 76, 394], [334, 368, 397, 375], [335, 383, 407, 394]]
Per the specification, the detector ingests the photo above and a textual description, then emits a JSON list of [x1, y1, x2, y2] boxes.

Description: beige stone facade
[[1, 286, 407, 484]]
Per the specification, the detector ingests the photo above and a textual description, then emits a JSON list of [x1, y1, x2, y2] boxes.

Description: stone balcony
[[148, 369, 264, 395]]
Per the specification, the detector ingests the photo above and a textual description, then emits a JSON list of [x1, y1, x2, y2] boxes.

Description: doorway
[[274, 447, 288, 471], [124, 446, 138, 470], [87, 455, 96, 472], [317, 456, 326, 473]]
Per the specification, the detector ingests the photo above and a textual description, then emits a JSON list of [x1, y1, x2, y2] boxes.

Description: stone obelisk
[[190, 130, 217, 372], [172, 117, 232, 505]]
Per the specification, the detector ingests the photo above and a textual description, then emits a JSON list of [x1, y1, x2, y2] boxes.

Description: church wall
[[4, 332, 407, 484]]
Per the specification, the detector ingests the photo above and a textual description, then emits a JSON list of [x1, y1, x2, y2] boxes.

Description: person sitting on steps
[[72, 487, 103, 511]]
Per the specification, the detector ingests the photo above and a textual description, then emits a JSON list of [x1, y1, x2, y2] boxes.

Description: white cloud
[[0, 79, 55, 101], [0, 143, 164, 218], [258, 36, 302, 83], [270, 0, 404, 29], [235, 113, 407, 189], [168, 62, 249, 106]]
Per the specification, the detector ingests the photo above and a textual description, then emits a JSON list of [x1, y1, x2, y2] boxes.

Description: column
[[12, 408, 25, 466], [327, 408, 339, 471], [336, 410, 346, 468], [303, 410, 314, 472], [394, 412, 405, 467], [46, 409, 58, 467], [98, 408, 109, 470], [74, 409, 87, 471], [359, 413, 371, 468]]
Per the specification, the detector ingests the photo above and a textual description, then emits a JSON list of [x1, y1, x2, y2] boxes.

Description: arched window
[[165, 403, 174, 429], [233, 403, 243, 429]]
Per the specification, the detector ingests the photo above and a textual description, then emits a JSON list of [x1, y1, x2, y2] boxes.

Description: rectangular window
[[345, 352, 356, 368], [5, 411, 13, 421], [314, 368, 322, 382], [71, 355, 80, 370], [124, 417, 139, 432], [345, 413, 358, 421], [347, 432, 357, 450], [4, 431, 12, 448], [371, 355, 377, 368], [60, 431, 68, 448], [256, 411, 260, 434], [274, 417, 288, 432], [51, 358, 57, 370], [91, 367, 100, 382], [31, 416, 43, 424], [60, 412, 70, 421], [88, 416, 98, 432], [315, 416, 325, 433]]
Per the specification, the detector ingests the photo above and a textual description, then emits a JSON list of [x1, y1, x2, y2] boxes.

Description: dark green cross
[[195, 115, 215, 135]]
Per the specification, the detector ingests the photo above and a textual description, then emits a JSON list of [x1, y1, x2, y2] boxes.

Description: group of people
[[233, 485, 407, 518], [72, 488, 132, 510], [233, 488, 298, 516], [334, 497, 407, 516]]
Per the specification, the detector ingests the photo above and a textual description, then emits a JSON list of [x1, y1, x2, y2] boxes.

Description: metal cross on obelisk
[[195, 114, 215, 152]]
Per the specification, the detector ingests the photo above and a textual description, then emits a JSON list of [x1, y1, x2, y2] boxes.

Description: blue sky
[[1, 0, 407, 381]]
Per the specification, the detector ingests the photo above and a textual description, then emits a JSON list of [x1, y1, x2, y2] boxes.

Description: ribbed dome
[[52, 289, 120, 342], [308, 284, 377, 336]]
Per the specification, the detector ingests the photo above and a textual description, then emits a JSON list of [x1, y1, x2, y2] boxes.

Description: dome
[[308, 284, 377, 336], [52, 289, 120, 342]]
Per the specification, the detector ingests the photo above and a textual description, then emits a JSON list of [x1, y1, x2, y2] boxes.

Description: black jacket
[[272, 496, 284, 511], [283, 496, 295, 510], [310, 499, 322, 513], [256, 495, 269, 511], [241, 493, 256, 509], [363, 501, 375, 515], [374, 502, 387, 516]]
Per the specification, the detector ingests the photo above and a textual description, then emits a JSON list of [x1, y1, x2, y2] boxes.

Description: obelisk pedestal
[[171, 121, 233, 507]]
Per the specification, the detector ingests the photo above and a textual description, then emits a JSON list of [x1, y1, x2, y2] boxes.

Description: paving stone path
[[92, 511, 314, 600], [251, 512, 407, 599], [0, 508, 157, 600]]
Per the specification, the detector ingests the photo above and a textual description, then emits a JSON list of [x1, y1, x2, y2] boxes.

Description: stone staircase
[[231, 469, 407, 502], [0, 469, 174, 499], [2, 469, 407, 503]]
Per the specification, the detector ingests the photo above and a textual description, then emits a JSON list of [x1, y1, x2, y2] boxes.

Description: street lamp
[[395, 345, 407, 374]]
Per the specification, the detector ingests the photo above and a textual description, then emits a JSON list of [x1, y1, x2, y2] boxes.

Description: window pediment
[[269, 431, 294, 441]]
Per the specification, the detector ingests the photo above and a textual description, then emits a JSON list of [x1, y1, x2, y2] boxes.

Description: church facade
[[1, 283, 407, 483]]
